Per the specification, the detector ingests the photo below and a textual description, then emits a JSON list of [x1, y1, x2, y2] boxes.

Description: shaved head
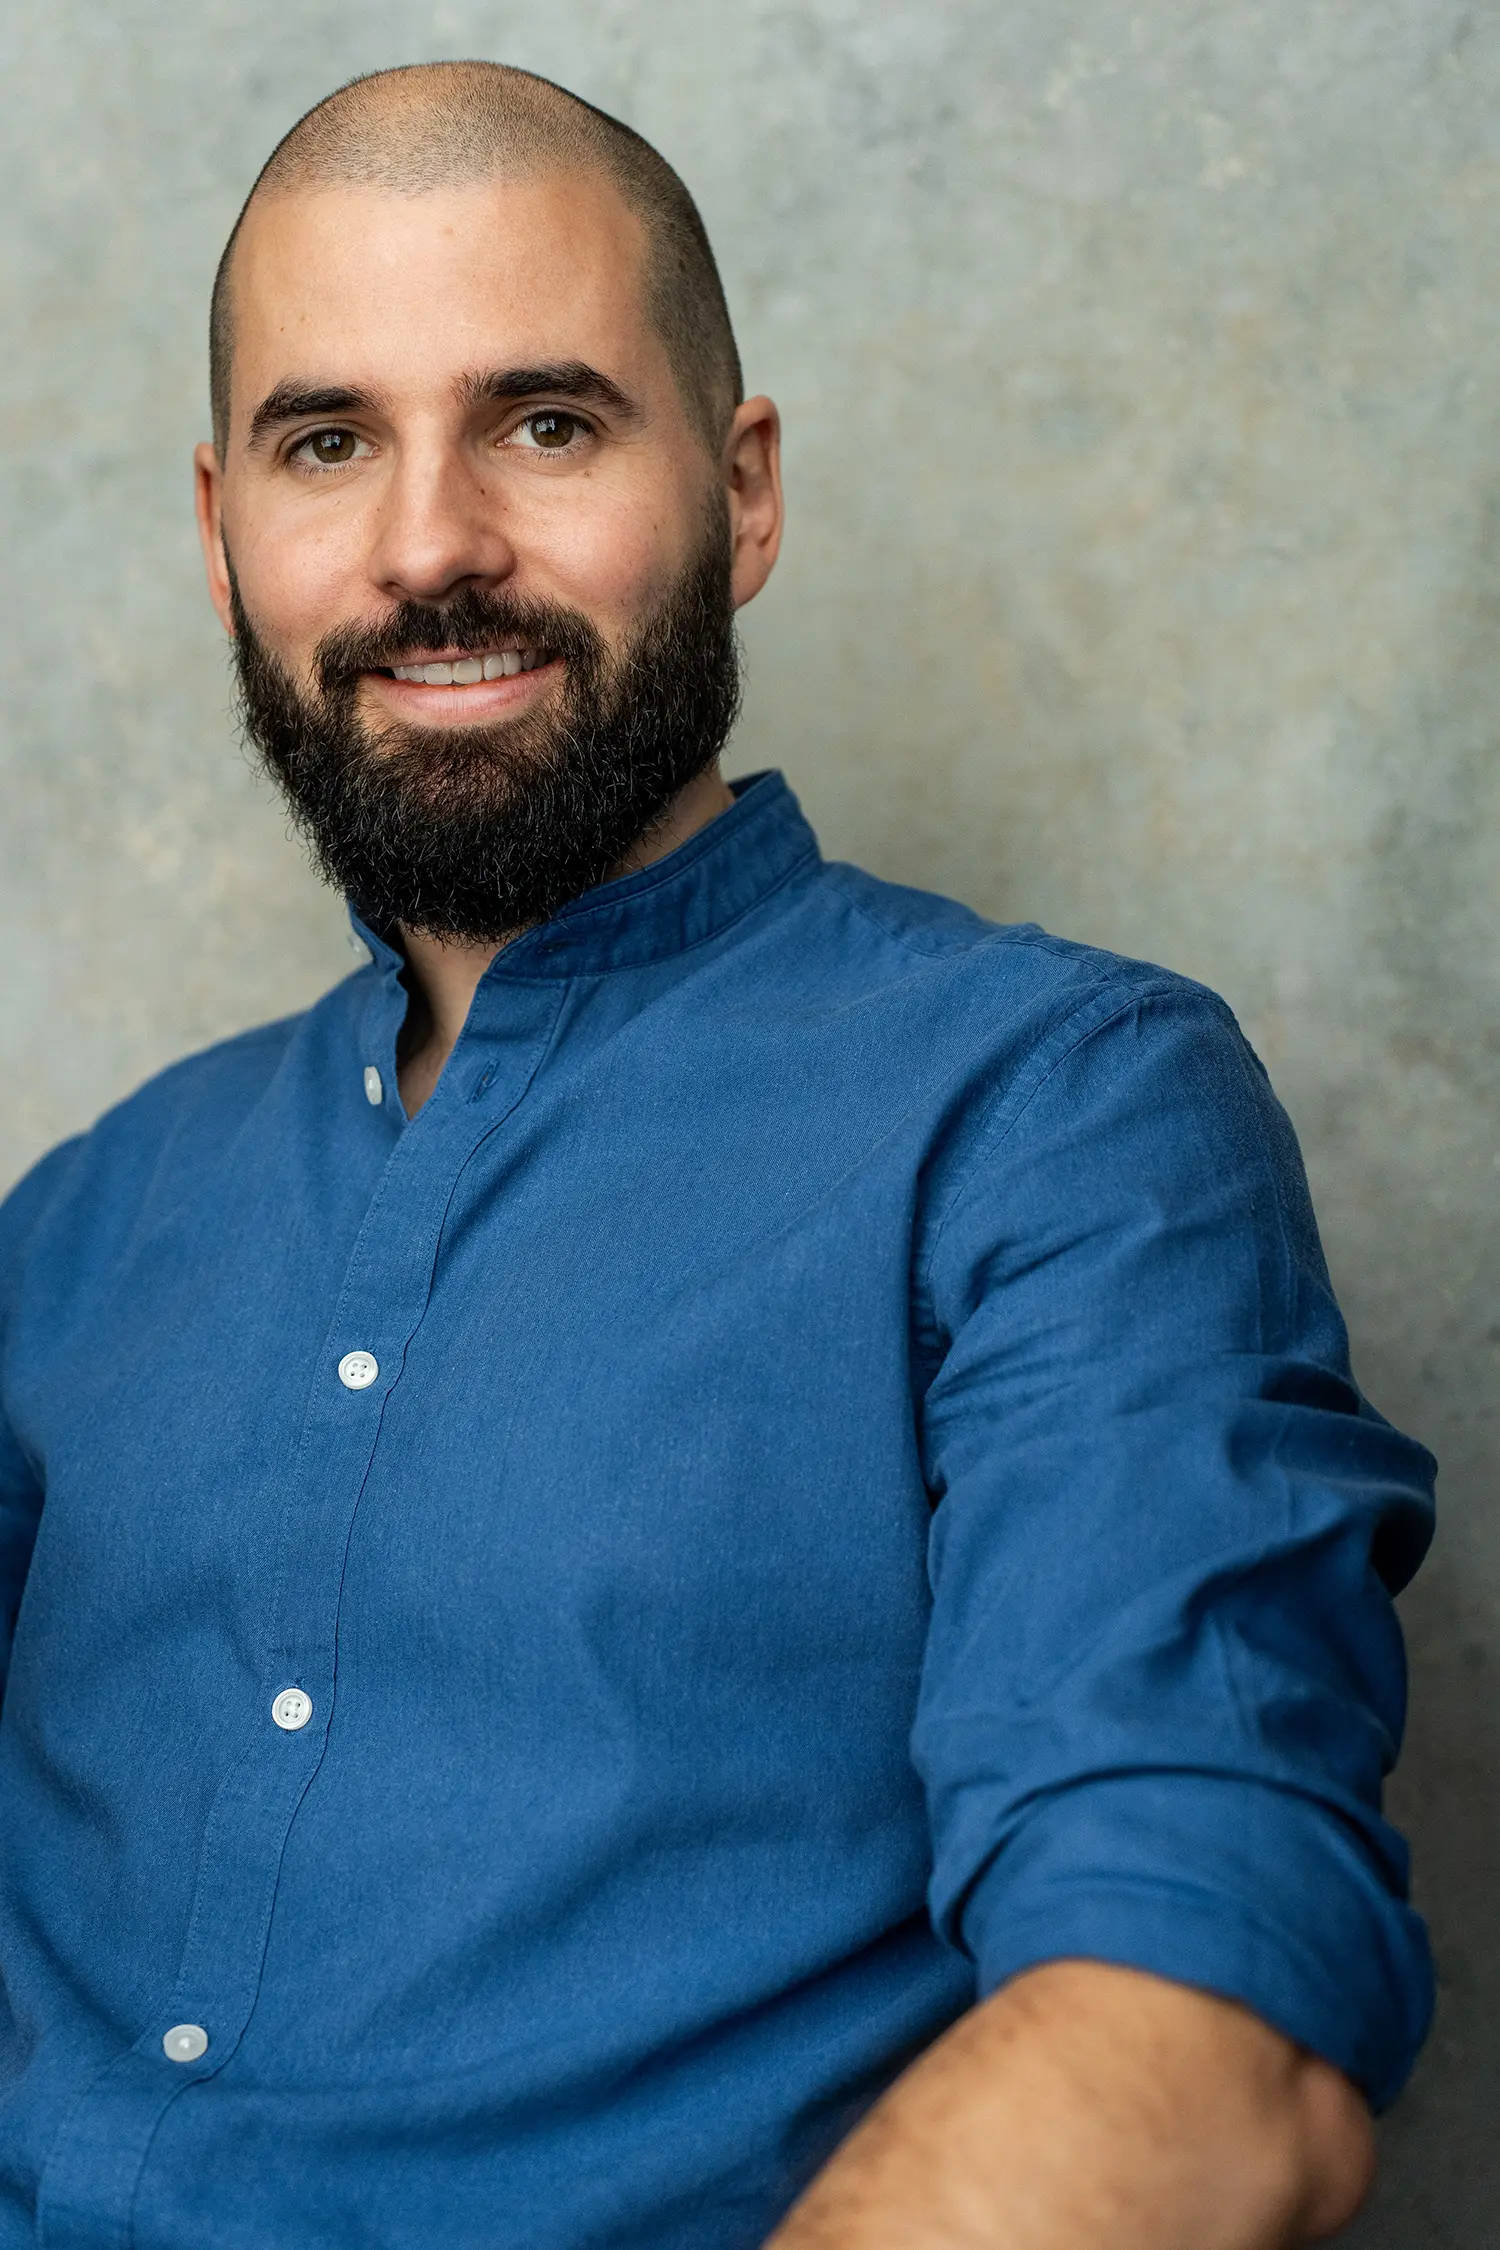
[[210, 61, 742, 456]]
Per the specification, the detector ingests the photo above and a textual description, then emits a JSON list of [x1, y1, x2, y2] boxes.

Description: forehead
[[227, 170, 665, 425]]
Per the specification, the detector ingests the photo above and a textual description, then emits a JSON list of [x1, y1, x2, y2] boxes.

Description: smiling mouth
[[373, 647, 554, 685]]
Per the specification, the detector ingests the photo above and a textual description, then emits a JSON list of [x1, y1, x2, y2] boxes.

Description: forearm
[[765, 1961, 1374, 2250]]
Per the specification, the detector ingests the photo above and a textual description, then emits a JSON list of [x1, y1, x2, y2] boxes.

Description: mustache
[[312, 587, 608, 696]]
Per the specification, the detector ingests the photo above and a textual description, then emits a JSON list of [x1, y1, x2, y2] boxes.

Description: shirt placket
[[33, 977, 565, 2250]]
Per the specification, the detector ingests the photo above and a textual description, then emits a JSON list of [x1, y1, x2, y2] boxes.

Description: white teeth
[[391, 649, 544, 684]]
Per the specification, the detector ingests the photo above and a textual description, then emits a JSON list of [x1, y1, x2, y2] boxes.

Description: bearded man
[[0, 59, 1433, 2250]]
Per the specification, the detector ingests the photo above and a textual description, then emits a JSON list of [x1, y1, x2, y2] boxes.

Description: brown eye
[[526, 411, 579, 449], [302, 429, 359, 465]]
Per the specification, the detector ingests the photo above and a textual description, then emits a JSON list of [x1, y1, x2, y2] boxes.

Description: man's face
[[196, 171, 780, 940]]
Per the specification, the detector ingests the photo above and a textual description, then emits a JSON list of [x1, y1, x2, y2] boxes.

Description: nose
[[365, 440, 517, 607]]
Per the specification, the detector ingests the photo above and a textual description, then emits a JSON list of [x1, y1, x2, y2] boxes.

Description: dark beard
[[229, 509, 741, 945]]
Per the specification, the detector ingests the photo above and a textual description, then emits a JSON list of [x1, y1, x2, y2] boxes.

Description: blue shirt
[[0, 772, 1433, 2250]]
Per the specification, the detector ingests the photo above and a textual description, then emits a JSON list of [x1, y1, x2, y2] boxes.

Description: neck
[[393, 762, 736, 1116]]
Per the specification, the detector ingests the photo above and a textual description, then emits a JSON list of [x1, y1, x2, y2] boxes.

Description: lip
[[359, 657, 562, 725]]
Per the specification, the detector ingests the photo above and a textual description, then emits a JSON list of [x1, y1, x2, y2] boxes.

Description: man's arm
[[778, 975, 1434, 2249], [768, 1961, 1371, 2249]]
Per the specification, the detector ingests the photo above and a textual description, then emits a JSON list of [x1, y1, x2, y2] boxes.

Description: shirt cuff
[[946, 1772, 1434, 2113]]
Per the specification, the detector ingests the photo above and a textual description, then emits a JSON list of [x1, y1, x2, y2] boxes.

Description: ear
[[194, 441, 235, 637], [722, 396, 783, 611]]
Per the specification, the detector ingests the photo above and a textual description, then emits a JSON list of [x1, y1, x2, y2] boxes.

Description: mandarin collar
[[347, 770, 819, 985]]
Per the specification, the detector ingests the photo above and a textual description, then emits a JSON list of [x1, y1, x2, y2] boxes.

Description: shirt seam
[[919, 975, 1216, 1312], [821, 865, 1191, 975]]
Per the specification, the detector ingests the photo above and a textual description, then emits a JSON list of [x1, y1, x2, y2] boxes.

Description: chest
[[6, 1049, 939, 1716]]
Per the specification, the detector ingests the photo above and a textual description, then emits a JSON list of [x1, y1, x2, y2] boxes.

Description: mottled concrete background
[[2, 1, 1495, 2236]]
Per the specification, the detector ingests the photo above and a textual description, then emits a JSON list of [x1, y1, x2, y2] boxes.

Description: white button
[[271, 1687, 313, 1731], [163, 2023, 208, 2063], [347, 933, 372, 963], [337, 1350, 379, 1390], [363, 1065, 383, 1106]]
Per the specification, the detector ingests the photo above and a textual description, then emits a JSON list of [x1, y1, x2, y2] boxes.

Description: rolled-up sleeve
[[912, 978, 1436, 2111]]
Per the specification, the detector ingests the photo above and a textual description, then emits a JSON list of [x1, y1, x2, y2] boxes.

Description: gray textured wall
[[2, 2, 1494, 2236]]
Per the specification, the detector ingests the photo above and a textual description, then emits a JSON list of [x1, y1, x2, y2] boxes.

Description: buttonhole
[[472, 1065, 496, 1101]]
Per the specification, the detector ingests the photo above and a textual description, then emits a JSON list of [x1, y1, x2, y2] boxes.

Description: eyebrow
[[455, 362, 642, 421], [246, 382, 390, 450], [246, 362, 642, 451]]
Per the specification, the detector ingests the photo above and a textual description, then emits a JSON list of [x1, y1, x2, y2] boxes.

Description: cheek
[[228, 496, 372, 660], [516, 481, 693, 632]]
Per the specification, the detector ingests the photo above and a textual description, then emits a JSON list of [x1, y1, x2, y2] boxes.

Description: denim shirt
[[0, 772, 1433, 2249]]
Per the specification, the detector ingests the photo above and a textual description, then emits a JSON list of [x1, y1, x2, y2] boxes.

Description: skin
[[194, 157, 1376, 2245], [195, 168, 782, 1113], [766, 1963, 1374, 2250]]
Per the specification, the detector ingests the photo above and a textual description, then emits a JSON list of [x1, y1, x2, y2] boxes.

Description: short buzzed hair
[[209, 61, 743, 457]]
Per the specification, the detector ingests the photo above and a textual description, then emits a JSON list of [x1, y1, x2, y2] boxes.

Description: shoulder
[[0, 1003, 322, 1273], [805, 856, 1237, 1046], [793, 863, 1291, 1259], [81, 1007, 307, 1164], [110, 1010, 308, 1132]]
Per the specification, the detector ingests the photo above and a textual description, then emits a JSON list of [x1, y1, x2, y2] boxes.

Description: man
[[0, 59, 1433, 2250]]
